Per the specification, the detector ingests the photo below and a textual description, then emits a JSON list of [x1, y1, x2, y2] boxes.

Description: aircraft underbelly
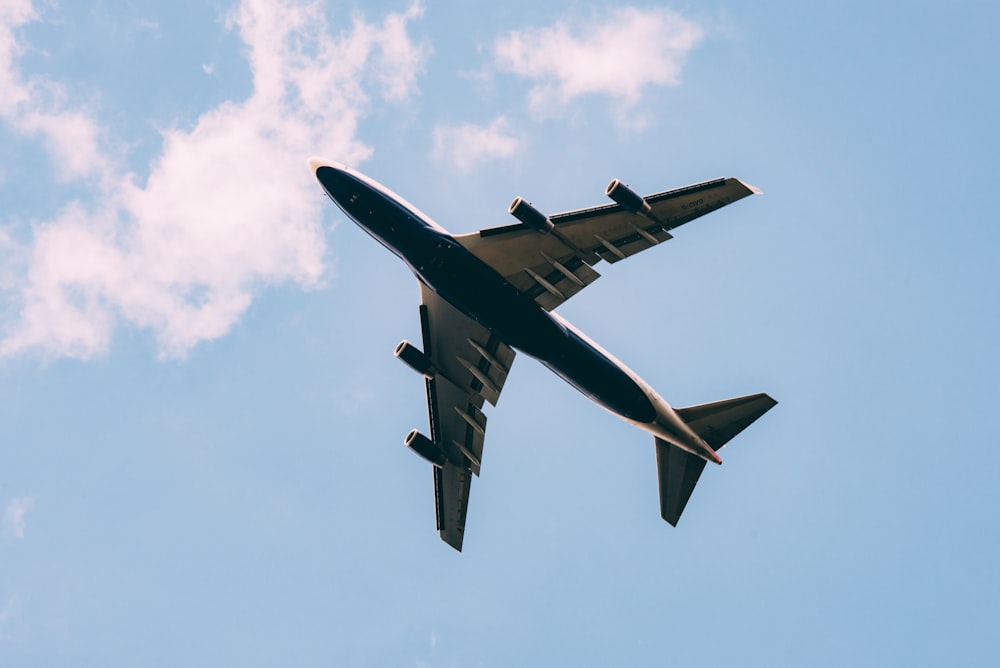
[[417, 241, 656, 424]]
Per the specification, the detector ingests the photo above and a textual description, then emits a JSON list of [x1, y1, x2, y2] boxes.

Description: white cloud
[[432, 116, 522, 171], [0, 0, 428, 359], [0, 1, 36, 116], [3, 497, 34, 538], [0, 0, 114, 184], [493, 7, 703, 124]]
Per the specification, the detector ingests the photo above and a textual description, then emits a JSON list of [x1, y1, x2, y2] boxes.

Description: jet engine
[[405, 429, 447, 468], [508, 197, 554, 233], [606, 179, 652, 216], [395, 340, 434, 378]]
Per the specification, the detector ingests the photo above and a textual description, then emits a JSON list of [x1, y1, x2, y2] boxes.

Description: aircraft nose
[[308, 156, 327, 174], [307, 156, 349, 175], [311, 159, 358, 206]]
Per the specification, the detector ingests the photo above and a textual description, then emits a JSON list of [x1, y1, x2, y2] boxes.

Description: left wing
[[404, 283, 516, 551], [454, 177, 758, 311]]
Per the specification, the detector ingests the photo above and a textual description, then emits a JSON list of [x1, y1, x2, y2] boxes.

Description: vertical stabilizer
[[655, 438, 708, 526]]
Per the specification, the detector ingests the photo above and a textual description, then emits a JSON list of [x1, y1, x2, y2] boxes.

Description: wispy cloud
[[0, 0, 428, 359], [432, 116, 523, 170], [3, 497, 34, 538], [492, 7, 703, 126]]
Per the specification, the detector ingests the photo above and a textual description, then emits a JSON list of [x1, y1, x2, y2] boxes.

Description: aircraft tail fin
[[656, 393, 776, 525], [655, 438, 708, 526]]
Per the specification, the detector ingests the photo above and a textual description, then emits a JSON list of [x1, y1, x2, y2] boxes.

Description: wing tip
[[735, 178, 763, 195], [440, 529, 464, 552], [662, 511, 681, 527]]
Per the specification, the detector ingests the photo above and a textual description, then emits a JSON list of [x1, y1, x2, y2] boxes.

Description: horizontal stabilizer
[[676, 393, 777, 451], [656, 393, 776, 526]]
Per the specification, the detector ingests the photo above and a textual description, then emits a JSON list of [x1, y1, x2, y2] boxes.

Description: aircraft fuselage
[[314, 161, 719, 464]]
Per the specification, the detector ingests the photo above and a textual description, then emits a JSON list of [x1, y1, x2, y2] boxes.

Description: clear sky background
[[2, 0, 998, 665]]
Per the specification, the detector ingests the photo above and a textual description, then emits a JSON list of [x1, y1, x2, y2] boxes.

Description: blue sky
[[2, 0, 998, 665]]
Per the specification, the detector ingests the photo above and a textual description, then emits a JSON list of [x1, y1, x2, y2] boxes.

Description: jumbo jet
[[310, 157, 776, 551]]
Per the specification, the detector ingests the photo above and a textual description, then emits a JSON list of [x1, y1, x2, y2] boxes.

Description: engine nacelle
[[508, 197, 554, 233], [606, 179, 652, 216], [404, 429, 447, 468], [395, 340, 435, 378]]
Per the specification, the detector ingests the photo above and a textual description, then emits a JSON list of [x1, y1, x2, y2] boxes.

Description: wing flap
[[420, 283, 515, 407], [428, 377, 487, 474], [502, 249, 602, 311], [455, 229, 602, 311], [589, 224, 673, 264], [434, 461, 472, 550]]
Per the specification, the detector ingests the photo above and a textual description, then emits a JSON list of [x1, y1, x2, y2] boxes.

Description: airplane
[[309, 157, 776, 551]]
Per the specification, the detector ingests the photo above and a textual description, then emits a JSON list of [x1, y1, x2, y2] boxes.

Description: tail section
[[656, 393, 776, 526]]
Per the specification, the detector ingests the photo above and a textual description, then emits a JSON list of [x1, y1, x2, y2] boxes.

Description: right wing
[[412, 283, 516, 551], [455, 177, 758, 311]]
